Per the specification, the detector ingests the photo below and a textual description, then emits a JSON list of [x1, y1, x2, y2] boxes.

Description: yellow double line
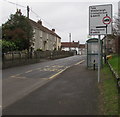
[[49, 66, 70, 80], [74, 60, 85, 65], [49, 60, 85, 80]]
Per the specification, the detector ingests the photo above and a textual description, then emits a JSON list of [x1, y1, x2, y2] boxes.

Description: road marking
[[49, 66, 70, 80], [74, 60, 85, 65], [11, 76, 26, 79], [25, 70, 33, 73], [10, 74, 21, 78], [41, 78, 48, 80], [37, 65, 65, 72]]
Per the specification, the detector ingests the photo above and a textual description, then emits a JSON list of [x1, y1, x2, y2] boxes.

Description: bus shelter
[[86, 38, 103, 69]]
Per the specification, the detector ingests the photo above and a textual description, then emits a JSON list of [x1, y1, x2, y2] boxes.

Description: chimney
[[37, 20, 42, 25], [52, 29, 55, 33], [16, 9, 22, 16]]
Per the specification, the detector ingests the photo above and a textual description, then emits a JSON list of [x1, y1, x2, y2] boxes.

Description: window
[[33, 29, 36, 33], [47, 34, 49, 39], [40, 31, 42, 37], [59, 39, 61, 43]]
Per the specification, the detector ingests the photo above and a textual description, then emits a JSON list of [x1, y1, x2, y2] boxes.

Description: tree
[[0, 40, 17, 53], [112, 14, 120, 55], [2, 10, 33, 51]]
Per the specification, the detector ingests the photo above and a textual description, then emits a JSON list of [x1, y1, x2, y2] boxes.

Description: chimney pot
[[52, 29, 55, 32], [16, 9, 22, 16], [37, 20, 42, 25]]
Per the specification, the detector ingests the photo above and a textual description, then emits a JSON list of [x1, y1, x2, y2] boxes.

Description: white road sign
[[118, 2, 120, 35], [118, 1, 120, 18], [89, 4, 112, 35]]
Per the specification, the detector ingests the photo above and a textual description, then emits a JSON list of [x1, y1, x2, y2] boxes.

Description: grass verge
[[99, 64, 119, 115], [108, 55, 120, 76]]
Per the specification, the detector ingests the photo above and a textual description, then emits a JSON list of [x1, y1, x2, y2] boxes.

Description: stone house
[[102, 35, 117, 54], [61, 41, 86, 55], [61, 41, 79, 54], [29, 19, 61, 51], [78, 44, 86, 55]]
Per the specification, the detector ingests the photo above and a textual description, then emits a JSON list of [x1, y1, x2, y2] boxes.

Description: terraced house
[[29, 19, 61, 51]]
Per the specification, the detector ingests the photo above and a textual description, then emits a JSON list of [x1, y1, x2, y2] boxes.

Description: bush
[[0, 40, 17, 53], [36, 48, 43, 51]]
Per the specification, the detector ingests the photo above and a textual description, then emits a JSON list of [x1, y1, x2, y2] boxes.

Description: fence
[[2, 51, 74, 69]]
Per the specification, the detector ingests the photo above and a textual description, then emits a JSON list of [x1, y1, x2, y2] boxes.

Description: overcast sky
[[0, 0, 119, 43]]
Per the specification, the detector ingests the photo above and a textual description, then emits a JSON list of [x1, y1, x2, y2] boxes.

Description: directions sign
[[118, 2, 120, 35], [89, 4, 112, 35], [118, 1, 120, 18]]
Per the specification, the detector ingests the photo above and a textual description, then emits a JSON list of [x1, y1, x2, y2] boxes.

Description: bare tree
[[112, 10, 120, 55]]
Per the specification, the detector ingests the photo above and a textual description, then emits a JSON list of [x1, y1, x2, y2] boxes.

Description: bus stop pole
[[98, 35, 101, 83]]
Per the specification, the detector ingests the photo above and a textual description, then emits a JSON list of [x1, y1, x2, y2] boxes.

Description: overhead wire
[[2, 0, 69, 34], [2, 0, 26, 8], [30, 9, 53, 28], [30, 9, 69, 33]]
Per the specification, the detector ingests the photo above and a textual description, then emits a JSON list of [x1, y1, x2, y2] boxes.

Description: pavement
[[3, 60, 99, 115]]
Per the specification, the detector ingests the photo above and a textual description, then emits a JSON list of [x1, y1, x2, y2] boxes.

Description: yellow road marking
[[10, 76, 26, 79], [49, 66, 70, 80], [36, 68, 41, 70], [25, 70, 33, 73], [41, 78, 48, 80], [10, 74, 21, 78], [74, 60, 85, 65]]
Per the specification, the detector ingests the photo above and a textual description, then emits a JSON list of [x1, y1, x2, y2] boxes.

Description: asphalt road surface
[[3, 55, 86, 108], [3, 55, 99, 115]]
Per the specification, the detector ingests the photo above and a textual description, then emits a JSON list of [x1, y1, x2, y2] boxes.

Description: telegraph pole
[[27, 6, 31, 58], [27, 6, 30, 18], [69, 33, 71, 51]]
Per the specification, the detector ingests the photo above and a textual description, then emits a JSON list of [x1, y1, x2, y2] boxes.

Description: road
[[3, 55, 99, 115], [3, 55, 86, 108]]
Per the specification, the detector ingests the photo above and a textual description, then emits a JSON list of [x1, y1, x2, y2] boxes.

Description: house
[[61, 41, 79, 54], [61, 41, 86, 55], [102, 35, 117, 54], [29, 19, 61, 51], [78, 44, 86, 55]]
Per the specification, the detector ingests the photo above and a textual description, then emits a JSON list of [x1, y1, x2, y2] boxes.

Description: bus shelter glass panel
[[88, 43, 99, 54], [87, 54, 98, 68], [87, 38, 102, 69]]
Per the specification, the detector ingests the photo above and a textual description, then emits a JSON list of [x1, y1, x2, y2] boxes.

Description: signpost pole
[[98, 35, 101, 83], [89, 4, 112, 83], [104, 24, 108, 64]]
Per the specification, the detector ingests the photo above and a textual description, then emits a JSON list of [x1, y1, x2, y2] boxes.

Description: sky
[[0, 0, 119, 44]]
